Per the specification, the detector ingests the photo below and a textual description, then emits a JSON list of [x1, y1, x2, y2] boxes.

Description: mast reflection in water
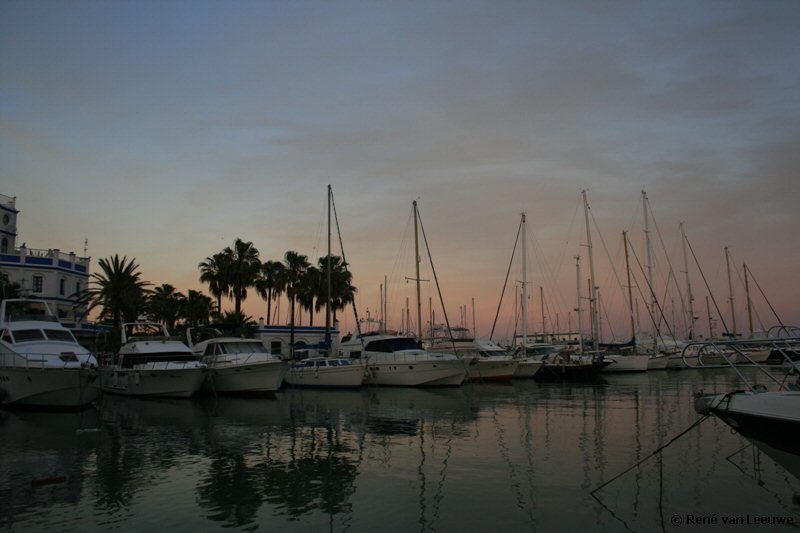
[[1, 369, 798, 532]]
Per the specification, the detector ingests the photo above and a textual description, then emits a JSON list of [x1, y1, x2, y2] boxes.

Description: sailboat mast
[[643, 190, 657, 352], [521, 213, 528, 348], [725, 246, 738, 338], [623, 231, 635, 340], [680, 222, 694, 340], [325, 185, 332, 347], [413, 201, 423, 340], [575, 255, 583, 356], [540, 286, 546, 341], [581, 190, 600, 356], [744, 263, 754, 339]]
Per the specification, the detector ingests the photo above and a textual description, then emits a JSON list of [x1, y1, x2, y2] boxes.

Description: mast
[[744, 263, 754, 339], [582, 190, 600, 357], [623, 231, 636, 340], [539, 286, 546, 342], [725, 246, 737, 338], [575, 255, 584, 356], [521, 213, 528, 349], [413, 201, 423, 340], [643, 190, 657, 353], [471, 298, 476, 338], [325, 185, 332, 348], [680, 222, 694, 340]]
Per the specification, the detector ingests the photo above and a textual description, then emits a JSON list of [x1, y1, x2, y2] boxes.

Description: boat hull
[[512, 359, 543, 378], [204, 360, 287, 393], [695, 391, 800, 478], [467, 358, 519, 381], [602, 354, 650, 373], [364, 358, 467, 387], [285, 363, 365, 388], [0, 366, 101, 407], [647, 354, 669, 370], [100, 367, 207, 398]]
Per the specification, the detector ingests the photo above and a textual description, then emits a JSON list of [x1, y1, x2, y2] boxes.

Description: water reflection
[[0, 368, 798, 532]]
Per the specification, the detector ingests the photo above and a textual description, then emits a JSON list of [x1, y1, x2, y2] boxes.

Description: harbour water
[[1, 368, 798, 532]]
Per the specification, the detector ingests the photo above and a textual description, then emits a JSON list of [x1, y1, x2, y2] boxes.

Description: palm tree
[[76, 254, 151, 327], [315, 255, 357, 325], [148, 283, 185, 331], [199, 252, 231, 317], [282, 251, 310, 326], [283, 251, 310, 357], [256, 260, 286, 325], [222, 239, 262, 316], [298, 265, 321, 326], [181, 289, 214, 327]]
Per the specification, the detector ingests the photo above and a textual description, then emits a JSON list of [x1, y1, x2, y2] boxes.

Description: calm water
[[1, 368, 798, 532]]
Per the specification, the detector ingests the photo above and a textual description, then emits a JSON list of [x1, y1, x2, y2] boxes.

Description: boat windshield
[[221, 342, 268, 354], [365, 338, 423, 353], [10, 329, 46, 343], [43, 329, 77, 343]]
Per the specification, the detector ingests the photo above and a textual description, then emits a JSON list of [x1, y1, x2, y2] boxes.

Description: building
[[0, 194, 90, 326]]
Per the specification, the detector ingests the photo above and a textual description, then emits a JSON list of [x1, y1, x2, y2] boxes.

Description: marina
[[1, 367, 798, 531]]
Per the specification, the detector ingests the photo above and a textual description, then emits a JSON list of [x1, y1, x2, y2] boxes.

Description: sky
[[2, 1, 799, 342]]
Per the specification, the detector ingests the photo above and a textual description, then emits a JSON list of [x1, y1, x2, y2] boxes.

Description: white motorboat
[[0, 299, 100, 407], [695, 388, 800, 479], [188, 329, 287, 393], [428, 335, 516, 382], [341, 333, 467, 387], [99, 322, 206, 398], [466, 339, 520, 381], [285, 357, 365, 388]]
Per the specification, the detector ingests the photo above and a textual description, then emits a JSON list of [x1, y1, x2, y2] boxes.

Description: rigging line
[[490, 216, 522, 341], [590, 205, 628, 311], [646, 197, 683, 306], [590, 414, 711, 495], [553, 194, 583, 287], [627, 238, 677, 341], [416, 203, 459, 355], [744, 264, 786, 330], [598, 287, 618, 341], [330, 186, 364, 346], [684, 235, 730, 335]]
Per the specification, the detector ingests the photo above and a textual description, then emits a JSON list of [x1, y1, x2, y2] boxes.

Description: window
[[75, 281, 81, 295], [32, 275, 43, 293], [43, 329, 76, 343], [270, 340, 282, 355], [0, 237, 7, 253], [11, 329, 46, 342], [59, 278, 65, 296]]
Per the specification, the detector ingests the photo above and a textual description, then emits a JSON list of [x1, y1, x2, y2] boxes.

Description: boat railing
[[0, 351, 95, 370], [681, 337, 800, 392], [99, 352, 203, 369], [207, 352, 277, 365]]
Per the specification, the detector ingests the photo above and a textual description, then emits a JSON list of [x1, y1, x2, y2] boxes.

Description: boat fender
[[134, 372, 140, 386]]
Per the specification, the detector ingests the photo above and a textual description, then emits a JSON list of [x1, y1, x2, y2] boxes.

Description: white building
[[0, 194, 90, 326]]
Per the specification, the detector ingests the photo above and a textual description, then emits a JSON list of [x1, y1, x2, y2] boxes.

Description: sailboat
[[532, 196, 608, 380], [601, 231, 650, 373], [285, 185, 366, 388], [340, 200, 467, 387]]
